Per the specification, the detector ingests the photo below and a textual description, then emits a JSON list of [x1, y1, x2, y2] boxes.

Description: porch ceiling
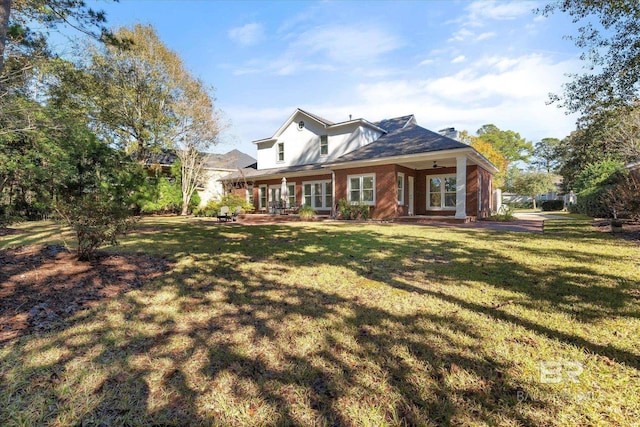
[[397, 156, 468, 170]]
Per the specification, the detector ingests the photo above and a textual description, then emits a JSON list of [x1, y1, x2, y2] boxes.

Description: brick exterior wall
[[252, 174, 333, 213], [245, 163, 494, 220]]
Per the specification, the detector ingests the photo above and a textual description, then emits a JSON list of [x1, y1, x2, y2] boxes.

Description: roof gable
[[205, 149, 256, 169], [373, 115, 415, 133]]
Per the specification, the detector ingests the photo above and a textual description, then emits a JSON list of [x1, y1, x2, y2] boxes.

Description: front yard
[[1, 218, 639, 425]]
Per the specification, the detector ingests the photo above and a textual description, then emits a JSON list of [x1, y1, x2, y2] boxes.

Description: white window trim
[[276, 142, 285, 163], [347, 174, 376, 206], [319, 135, 329, 157], [427, 174, 456, 211], [287, 182, 296, 208], [397, 172, 405, 205], [302, 180, 332, 209], [259, 185, 267, 210]]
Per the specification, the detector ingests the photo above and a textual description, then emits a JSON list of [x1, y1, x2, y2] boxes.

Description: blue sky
[[78, 0, 583, 156]]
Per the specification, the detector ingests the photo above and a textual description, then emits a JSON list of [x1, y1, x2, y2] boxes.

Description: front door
[[408, 176, 414, 216]]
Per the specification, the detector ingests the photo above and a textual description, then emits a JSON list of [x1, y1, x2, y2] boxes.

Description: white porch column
[[455, 155, 467, 219]]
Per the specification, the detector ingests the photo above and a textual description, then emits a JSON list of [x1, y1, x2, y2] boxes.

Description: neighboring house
[[144, 149, 256, 206], [224, 108, 498, 221]]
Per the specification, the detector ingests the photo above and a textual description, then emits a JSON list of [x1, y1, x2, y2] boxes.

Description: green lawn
[[1, 218, 639, 426]]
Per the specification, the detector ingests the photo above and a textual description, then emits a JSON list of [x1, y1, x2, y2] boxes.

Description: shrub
[[576, 185, 610, 218], [337, 198, 370, 220], [504, 201, 533, 209], [488, 204, 515, 221], [298, 205, 315, 220], [194, 193, 253, 217], [540, 200, 564, 211], [137, 178, 183, 214], [56, 194, 138, 261]]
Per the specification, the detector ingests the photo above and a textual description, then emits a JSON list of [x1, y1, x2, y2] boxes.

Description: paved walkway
[[210, 212, 574, 233], [513, 212, 571, 221]]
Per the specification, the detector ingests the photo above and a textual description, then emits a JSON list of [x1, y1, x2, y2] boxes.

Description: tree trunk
[[0, 0, 12, 77], [532, 196, 536, 210], [181, 195, 189, 216]]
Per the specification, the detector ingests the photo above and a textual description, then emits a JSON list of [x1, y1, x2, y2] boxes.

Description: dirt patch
[[0, 244, 172, 344], [592, 220, 640, 244], [0, 227, 24, 237]]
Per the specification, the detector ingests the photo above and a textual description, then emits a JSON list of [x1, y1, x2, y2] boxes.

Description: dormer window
[[320, 135, 328, 156], [277, 142, 284, 162]]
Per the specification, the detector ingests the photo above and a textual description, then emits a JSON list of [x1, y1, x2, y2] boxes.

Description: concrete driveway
[[513, 212, 572, 221]]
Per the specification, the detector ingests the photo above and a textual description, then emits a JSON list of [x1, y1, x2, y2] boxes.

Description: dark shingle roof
[[205, 149, 256, 170], [144, 150, 177, 166], [223, 163, 325, 181], [144, 149, 255, 170], [373, 115, 414, 133], [331, 124, 468, 164]]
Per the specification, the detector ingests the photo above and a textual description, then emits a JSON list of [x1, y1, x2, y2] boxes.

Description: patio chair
[[217, 206, 231, 222], [232, 206, 242, 221]]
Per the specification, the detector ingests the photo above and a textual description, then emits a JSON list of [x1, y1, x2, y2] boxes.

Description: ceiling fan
[[432, 160, 444, 169]]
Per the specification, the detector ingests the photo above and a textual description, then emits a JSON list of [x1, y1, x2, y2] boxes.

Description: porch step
[[396, 215, 476, 224]]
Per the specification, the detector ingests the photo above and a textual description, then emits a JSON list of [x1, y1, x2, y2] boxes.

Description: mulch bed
[[0, 244, 172, 344], [592, 220, 640, 244], [0, 227, 24, 237]]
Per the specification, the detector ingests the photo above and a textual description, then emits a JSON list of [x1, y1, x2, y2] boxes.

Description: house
[[225, 108, 498, 221], [145, 149, 256, 206]]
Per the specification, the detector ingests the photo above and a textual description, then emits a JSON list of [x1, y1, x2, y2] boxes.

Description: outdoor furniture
[[285, 203, 301, 215], [231, 206, 242, 221], [217, 206, 231, 222]]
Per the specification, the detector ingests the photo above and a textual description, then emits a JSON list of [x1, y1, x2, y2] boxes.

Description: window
[[247, 185, 254, 206], [320, 135, 328, 156], [348, 174, 375, 205], [259, 185, 267, 210], [427, 175, 456, 209], [287, 183, 295, 208], [277, 142, 284, 162], [302, 180, 332, 209], [397, 173, 405, 205], [324, 181, 332, 209]]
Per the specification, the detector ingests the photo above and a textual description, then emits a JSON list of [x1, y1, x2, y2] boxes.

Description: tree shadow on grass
[[0, 219, 637, 425]]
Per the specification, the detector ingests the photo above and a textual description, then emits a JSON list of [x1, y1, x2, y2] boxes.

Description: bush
[[56, 194, 138, 261], [576, 185, 611, 218], [337, 198, 370, 220], [540, 200, 564, 211], [488, 204, 515, 221], [298, 205, 315, 220], [194, 193, 253, 217], [137, 178, 183, 214], [504, 201, 533, 209]]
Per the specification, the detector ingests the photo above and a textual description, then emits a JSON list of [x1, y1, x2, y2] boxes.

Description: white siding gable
[[256, 111, 383, 170]]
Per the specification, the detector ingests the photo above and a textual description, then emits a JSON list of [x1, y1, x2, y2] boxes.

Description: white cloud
[[448, 28, 473, 42], [292, 24, 403, 64], [465, 1, 534, 22], [352, 53, 579, 142], [228, 22, 265, 46], [418, 58, 435, 67], [451, 55, 466, 64], [476, 31, 496, 41]]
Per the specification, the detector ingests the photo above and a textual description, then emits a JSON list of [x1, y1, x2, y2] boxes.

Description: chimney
[[438, 127, 459, 141], [349, 114, 352, 121]]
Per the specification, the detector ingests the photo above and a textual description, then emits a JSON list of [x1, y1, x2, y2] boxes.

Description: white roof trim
[[252, 109, 387, 144], [323, 147, 500, 173]]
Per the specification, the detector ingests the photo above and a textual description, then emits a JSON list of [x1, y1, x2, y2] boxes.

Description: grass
[[1, 217, 639, 426]]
